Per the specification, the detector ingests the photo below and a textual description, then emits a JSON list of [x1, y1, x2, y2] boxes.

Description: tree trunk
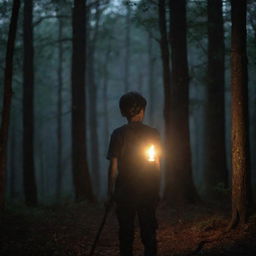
[[248, 9, 256, 195], [158, 0, 171, 128], [38, 139, 45, 201], [0, 0, 20, 209], [124, 3, 131, 92], [229, 0, 249, 228], [251, 96, 256, 199], [158, 0, 173, 202], [204, 0, 228, 198], [23, 0, 38, 206], [147, 29, 156, 126], [71, 0, 93, 201], [103, 40, 111, 146], [56, 12, 64, 201], [164, 0, 199, 204], [9, 119, 17, 200], [88, 4, 101, 198]]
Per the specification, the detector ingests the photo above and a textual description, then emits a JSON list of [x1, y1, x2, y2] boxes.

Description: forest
[[0, 0, 256, 255]]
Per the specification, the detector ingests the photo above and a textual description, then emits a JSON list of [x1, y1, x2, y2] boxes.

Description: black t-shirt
[[107, 122, 161, 203]]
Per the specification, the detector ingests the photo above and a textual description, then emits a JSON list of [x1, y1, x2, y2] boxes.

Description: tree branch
[[33, 15, 70, 27]]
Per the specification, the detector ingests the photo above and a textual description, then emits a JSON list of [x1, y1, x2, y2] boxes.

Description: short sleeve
[[106, 129, 122, 160]]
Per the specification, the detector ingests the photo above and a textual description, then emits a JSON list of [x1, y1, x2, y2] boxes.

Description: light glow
[[146, 145, 156, 162]]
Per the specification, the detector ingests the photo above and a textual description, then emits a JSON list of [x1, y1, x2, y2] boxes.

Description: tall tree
[[23, 0, 37, 206], [164, 0, 198, 204], [56, 6, 64, 201], [229, 0, 249, 227], [124, 1, 131, 92], [248, 7, 256, 181], [102, 39, 112, 147], [204, 0, 227, 198], [71, 0, 93, 201], [38, 138, 45, 200], [87, 3, 100, 198], [158, 0, 172, 201], [147, 29, 156, 125], [9, 118, 17, 200], [0, 0, 20, 210]]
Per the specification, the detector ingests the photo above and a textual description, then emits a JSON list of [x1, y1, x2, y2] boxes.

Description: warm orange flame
[[146, 145, 156, 162]]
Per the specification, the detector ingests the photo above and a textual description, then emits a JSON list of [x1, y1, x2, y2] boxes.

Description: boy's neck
[[128, 117, 143, 123], [127, 109, 145, 123], [128, 120, 142, 123]]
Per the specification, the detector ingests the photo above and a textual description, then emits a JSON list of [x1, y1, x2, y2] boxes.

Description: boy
[[106, 92, 161, 256]]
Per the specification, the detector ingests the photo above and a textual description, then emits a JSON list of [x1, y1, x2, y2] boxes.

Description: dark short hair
[[119, 92, 147, 118]]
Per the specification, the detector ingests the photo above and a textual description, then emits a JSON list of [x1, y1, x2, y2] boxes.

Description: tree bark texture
[[103, 40, 111, 146], [88, 4, 100, 198], [38, 139, 45, 200], [56, 13, 64, 201], [204, 0, 228, 198], [158, 0, 171, 134], [249, 11, 256, 191], [230, 0, 249, 227], [0, 0, 20, 209], [124, 3, 131, 92], [23, 0, 38, 206], [165, 0, 199, 204], [158, 0, 173, 201], [72, 0, 93, 201], [147, 29, 156, 126], [9, 119, 17, 199]]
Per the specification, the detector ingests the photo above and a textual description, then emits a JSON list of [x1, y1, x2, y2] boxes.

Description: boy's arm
[[107, 157, 118, 199]]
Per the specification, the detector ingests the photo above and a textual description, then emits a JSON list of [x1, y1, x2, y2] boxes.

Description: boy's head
[[119, 92, 147, 121]]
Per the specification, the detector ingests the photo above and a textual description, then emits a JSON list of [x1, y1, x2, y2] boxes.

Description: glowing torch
[[146, 145, 156, 162]]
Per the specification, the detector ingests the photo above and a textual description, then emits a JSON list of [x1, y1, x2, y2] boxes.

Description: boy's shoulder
[[111, 124, 127, 134], [112, 123, 159, 136]]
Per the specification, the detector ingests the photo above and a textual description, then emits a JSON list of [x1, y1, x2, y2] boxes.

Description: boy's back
[[107, 121, 161, 204]]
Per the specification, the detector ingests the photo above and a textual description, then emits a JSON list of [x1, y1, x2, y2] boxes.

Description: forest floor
[[0, 201, 256, 256]]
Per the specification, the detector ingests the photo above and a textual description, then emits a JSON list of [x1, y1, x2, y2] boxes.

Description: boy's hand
[[106, 157, 117, 209]]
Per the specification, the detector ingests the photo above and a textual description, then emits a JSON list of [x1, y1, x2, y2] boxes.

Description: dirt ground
[[0, 202, 256, 256]]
